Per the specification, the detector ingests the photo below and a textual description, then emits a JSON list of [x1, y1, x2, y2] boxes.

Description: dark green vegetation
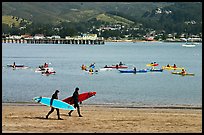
[[2, 2, 202, 39]]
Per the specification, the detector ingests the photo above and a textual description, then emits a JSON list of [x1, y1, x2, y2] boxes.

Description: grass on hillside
[[96, 13, 134, 26], [2, 15, 31, 27]]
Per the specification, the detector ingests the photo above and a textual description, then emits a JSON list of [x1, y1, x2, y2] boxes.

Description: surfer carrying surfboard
[[46, 90, 63, 120], [68, 87, 83, 117]]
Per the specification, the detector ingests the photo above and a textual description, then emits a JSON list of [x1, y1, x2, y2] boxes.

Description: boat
[[119, 69, 147, 73], [162, 66, 184, 70], [99, 68, 113, 71], [7, 64, 24, 68], [83, 69, 98, 74], [146, 63, 159, 67], [41, 71, 56, 75], [182, 42, 196, 47], [7, 64, 29, 69], [35, 67, 54, 73], [147, 68, 163, 72], [171, 72, 194, 76], [104, 65, 128, 69]]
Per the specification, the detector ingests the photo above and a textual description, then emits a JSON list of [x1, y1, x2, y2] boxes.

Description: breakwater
[[2, 38, 105, 45]]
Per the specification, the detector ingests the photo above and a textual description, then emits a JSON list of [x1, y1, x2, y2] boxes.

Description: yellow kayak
[[171, 72, 195, 76], [162, 66, 184, 70]]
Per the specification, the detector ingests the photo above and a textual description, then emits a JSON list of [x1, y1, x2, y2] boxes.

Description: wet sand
[[2, 103, 202, 133]]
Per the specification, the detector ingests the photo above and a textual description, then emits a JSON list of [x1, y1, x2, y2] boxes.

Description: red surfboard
[[62, 91, 96, 104]]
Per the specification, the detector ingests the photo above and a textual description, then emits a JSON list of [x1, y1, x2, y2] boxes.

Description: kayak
[[171, 72, 195, 76], [7, 64, 29, 69], [119, 69, 147, 73], [147, 69, 163, 72], [35, 67, 54, 73], [146, 63, 159, 67], [7, 64, 24, 67], [84, 70, 98, 74], [162, 66, 184, 70], [99, 68, 113, 71], [104, 65, 128, 69], [42, 71, 56, 75]]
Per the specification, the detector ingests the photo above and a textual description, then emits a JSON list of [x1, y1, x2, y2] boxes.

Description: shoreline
[[2, 103, 202, 133], [2, 102, 202, 110], [105, 39, 202, 43]]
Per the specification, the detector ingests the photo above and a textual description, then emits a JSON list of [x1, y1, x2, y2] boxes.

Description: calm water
[[2, 42, 202, 107]]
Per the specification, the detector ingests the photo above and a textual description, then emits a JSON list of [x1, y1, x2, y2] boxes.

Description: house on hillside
[[34, 34, 45, 39]]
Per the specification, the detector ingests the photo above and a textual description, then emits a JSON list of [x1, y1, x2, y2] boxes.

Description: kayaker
[[116, 64, 119, 69], [181, 68, 186, 75], [104, 65, 108, 68], [13, 62, 16, 68], [133, 67, 137, 74], [167, 64, 170, 67], [68, 87, 83, 117], [151, 66, 155, 70], [45, 69, 49, 74], [81, 64, 87, 70], [173, 64, 177, 68], [89, 68, 93, 72], [119, 62, 123, 66], [44, 63, 48, 68], [89, 63, 95, 68], [46, 90, 63, 120]]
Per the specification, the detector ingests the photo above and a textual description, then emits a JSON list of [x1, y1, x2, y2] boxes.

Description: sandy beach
[[2, 103, 202, 133]]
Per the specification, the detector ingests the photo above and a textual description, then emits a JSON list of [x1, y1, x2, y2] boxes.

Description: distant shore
[[105, 39, 202, 43], [2, 103, 202, 133]]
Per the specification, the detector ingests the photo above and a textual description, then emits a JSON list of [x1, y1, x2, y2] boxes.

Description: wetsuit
[[68, 90, 82, 117], [46, 91, 61, 119]]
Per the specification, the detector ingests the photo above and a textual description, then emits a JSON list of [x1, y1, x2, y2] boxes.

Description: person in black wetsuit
[[46, 90, 63, 120], [133, 67, 137, 74], [13, 62, 16, 68], [68, 87, 83, 117]]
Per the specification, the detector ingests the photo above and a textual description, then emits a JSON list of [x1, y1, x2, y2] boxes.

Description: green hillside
[[2, 2, 172, 25], [2, 15, 31, 27], [2, 2, 202, 37], [96, 13, 134, 26]]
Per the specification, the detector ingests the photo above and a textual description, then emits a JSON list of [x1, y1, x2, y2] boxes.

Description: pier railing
[[2, 38, 105, 45]]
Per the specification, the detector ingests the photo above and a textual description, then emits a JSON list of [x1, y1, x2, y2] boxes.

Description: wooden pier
[[2, 38, 105, 45]]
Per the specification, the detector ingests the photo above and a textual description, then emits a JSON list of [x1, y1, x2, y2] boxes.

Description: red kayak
[[62, 91, 96, 104], [104, 65, 128, 69]]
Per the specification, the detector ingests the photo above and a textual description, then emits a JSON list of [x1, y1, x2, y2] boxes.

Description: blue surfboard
[[33, 96, 75, 110]]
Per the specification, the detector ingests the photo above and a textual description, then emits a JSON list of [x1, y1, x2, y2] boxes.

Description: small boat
[[182, 42, 196, 47], [42, 71, 56, 76], [99, 68, 113, 71], [162, 66, 184, 70], [146, 63, 159, 67], [171, 72, 194, 76], [35, 67, 54, 73], [147, 68, 163, 72], [119, 69, 147, 73], [7, 64, 29, 69], [104, 65, 128, 69], [7, 64, 24, 68]]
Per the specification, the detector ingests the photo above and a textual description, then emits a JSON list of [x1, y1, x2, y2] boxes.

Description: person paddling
[[181, 68, 186, 75], [133, 67, 137, 74], [13, 62, 16, 68]]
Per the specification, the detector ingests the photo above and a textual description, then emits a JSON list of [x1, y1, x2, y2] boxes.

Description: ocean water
[[2, 42, 202, 107]]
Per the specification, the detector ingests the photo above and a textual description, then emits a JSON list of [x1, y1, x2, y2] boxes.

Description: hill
[[2, 2, 202, 37], [2, 2, 172, 24]]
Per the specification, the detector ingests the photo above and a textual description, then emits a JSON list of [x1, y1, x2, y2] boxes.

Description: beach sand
[[2, 103, 202, 133]]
